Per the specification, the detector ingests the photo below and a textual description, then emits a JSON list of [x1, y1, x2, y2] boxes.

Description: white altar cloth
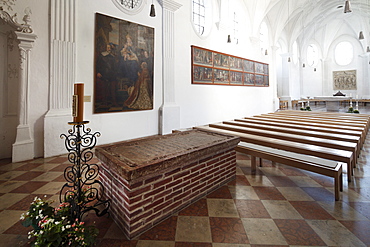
[[314, 96, 351, 111]]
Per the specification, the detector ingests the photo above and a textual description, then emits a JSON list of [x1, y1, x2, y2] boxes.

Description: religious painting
[[192, 47, 213, 66], [94, 13, 154, 113], [191, 46, 269, 87], [333, 70, 356, 90], [192, 66, 213, 84], [244, 73, 255, 85], [229, 57, 243, 71], [255, 75, 265, 86], [243, 60, 254, 72], [213, 69, 229, 83], [230, 71, 243, 85]]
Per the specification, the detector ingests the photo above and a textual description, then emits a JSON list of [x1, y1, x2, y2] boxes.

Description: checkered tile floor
[[1, 144, 370, 246], [1, 106, 370, 246]]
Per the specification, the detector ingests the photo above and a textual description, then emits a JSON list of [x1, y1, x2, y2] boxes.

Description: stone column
[[12, 32, 37, 162], [158, 0, 182, 135], [360, 53, 370, 98], [44, 0, 76, 157]]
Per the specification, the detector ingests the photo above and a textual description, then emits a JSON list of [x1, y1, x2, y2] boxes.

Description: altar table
[[314, 96, 351, 111]]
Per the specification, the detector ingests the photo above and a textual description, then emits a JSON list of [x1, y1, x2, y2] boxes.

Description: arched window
[[233, 12, 239, 44], [192, 0, 206, 35], [260, 21, 268, 53], [307, 44, 318, 67], [335, 41, 353, 66]]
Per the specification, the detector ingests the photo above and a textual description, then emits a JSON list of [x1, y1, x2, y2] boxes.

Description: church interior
[[1, 0, 370, 246]]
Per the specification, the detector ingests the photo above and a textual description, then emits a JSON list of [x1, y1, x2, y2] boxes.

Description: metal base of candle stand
[[60, 121, 110, 221]]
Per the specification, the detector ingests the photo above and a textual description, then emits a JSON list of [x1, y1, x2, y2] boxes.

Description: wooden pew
[[225, 120, 361, 148], [236, 142, 343, 201], [274, 111, 370, 132], [258, 113, 367, 130], [257, 114, 367, 144], [270, 111, 369, 131], [239, 117, 362, 139], [246, 116, 365, 145], [194, 125, 354, 181], [210, 122, 358, 159]]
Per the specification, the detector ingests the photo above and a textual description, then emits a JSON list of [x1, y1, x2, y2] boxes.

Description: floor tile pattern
[[1, 107, 370, 246]]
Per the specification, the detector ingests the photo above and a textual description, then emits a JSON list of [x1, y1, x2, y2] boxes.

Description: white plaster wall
[[9, 0, 277, 159], [73, 0, 162, 147], [174, 0, 276, 129]]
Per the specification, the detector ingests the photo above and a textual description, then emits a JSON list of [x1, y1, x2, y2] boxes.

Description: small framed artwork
[[243, 60, 254, 72], [213, 69, 229, 84], [230, 57, 243, 71], [193, 66, 213, 84], [192, 47, 213, 66], [230, 71, 243, 85], [255, 74, 265, 86], [243, 73, 255, 85]]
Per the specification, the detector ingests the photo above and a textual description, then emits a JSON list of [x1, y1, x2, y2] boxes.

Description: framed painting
[[230, 71, 243, 85], [193, 66, 213, 84], [213, 69, 229, 84], [94, 13, 155, 113], [243, 73, 255, 85], [192, 47, 213, 66], [333, 70, 356, 90], [191, 46, 269, 87]]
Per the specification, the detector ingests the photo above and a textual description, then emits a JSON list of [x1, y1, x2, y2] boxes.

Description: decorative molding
[[7, 64, 18, 79], [0, 0, 16, 12], [158, 0, 181, 11], [0, 6, 33, 33], [7, 31, 15, 51]]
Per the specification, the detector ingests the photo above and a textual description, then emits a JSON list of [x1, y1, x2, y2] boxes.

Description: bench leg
[[347, 161, 353, 182], [258, 157, 262, 167], [251, 156, 257, 174], [334, 170, 342, 201]]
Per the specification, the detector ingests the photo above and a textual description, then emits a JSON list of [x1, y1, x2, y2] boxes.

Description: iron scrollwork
[[60, 121, 110, 221]]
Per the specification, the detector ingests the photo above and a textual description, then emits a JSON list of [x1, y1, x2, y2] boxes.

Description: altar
[[95, 129, 239, 239], [314, 96, 351, 111]]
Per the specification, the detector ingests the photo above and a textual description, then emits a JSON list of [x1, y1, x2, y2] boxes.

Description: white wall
[[6, 0, 277, 160], [175, 0, 276, 129]]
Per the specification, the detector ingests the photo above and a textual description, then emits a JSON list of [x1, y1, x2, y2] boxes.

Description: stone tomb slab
[[95, 129, 239, 239]]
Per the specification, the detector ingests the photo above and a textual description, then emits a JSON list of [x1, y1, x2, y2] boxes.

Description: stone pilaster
[[158, 0, 182, 135], [44, 0, 76, 157], [12, 32, 37, 162]]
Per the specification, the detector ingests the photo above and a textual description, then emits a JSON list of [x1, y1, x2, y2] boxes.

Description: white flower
[[20, 213, 25, 220]]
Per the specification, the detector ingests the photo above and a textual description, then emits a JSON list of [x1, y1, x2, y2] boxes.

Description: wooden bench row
[[194, 111, 370, 200], [292, 99, 370, 107]]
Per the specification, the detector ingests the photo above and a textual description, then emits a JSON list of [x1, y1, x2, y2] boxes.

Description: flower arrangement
[[347, 106, 360, 114], [20, 196, 98, 247]]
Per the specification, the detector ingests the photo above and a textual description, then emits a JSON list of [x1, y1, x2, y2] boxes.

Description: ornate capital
[[0, 6, 33, 33], [158, 0, 181, 12]]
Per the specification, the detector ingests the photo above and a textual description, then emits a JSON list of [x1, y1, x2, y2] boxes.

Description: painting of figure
[[94, 13, 154, 113]]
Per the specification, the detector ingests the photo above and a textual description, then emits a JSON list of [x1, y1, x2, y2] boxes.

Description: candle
[[72, 83, 84, 122], [356, 95, 358, 99], [350, 93, 352, 97]]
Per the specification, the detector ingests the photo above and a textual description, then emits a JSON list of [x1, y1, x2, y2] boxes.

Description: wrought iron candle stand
[[60, 121, 110, 221]]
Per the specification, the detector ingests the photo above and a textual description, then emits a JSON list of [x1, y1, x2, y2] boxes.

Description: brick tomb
[[95, 129, 239, 239]]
